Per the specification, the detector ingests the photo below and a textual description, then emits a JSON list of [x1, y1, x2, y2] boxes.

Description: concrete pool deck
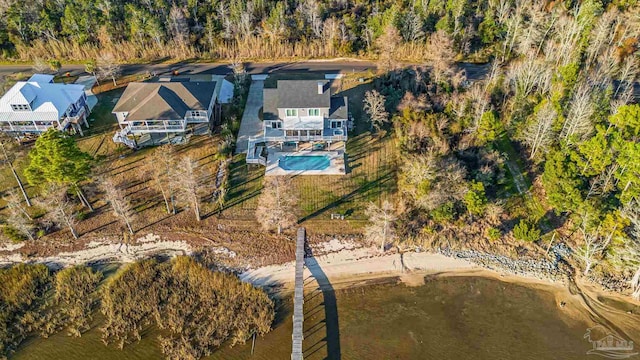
[[265, 150, 346, 176]]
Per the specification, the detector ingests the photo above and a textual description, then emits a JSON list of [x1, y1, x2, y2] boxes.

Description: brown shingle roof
[[112, 81, 217, 121]]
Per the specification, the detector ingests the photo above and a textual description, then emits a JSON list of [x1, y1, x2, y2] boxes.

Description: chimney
[[317, 81, 324, 95]]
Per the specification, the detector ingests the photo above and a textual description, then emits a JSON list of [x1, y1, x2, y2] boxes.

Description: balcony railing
[[128, 123, 186, 133], [253, 127, 347, 143], [185, 115, 209, 123], [1, 124, 55, 132]]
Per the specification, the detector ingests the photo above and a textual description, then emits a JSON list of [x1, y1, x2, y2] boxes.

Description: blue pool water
[[279, 155, 330, 171]]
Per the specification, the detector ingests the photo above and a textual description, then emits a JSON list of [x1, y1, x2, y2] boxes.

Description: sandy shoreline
[[240, 246, 479, 290]]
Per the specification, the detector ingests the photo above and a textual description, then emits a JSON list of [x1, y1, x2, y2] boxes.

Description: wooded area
[[346, 0, 640, 298], [0, 0, 636, 62]]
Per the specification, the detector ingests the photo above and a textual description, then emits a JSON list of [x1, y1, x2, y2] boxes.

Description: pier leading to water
[[291, 227, 306, 360]]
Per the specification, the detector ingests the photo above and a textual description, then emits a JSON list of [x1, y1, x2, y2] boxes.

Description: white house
[[247, 79, 349, 175], [0, 74, 90, 136], [261, 80, 348, 145], [111, 79, 221, 147]]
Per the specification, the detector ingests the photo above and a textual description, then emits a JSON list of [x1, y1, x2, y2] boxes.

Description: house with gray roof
[[111, 77, 222, 148], [0, 74, 90, 136], [261, 80, 348, 142], [247, 78, 349, 175]]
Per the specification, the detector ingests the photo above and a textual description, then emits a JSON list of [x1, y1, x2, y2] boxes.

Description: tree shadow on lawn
[[298, 169, 394, 223]]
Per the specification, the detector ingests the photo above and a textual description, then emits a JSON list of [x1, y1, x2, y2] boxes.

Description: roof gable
[[275, 80, 331, 109], [113, 81, 217, 121]]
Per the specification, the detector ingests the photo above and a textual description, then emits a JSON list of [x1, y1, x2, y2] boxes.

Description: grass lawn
[[224, 72, 398, 233]]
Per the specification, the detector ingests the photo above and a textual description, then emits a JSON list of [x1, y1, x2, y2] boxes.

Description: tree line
[[0, 257, 273, 360], [0, 0, 636, 62]]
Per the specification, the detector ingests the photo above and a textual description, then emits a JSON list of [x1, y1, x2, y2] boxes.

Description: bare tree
[[143, 145, 176, 215], [401, 9, 424, 42], [4, 188, 34, 241], [174, 156, 204, 222], [0, 134, 30, 206], [426, 30, 456, 84], [363, 90, 388, 132], [400, 153, 467, 210], [230, 56, 247, 89], [561, 83, 595, 143], [97, 53, 120, 87], [365, 200, 397, 253], [506, 55, 552, 99], [38, 184, 79, 239], [572, 214, 609, 276], [522, 101, 556, 159], [101, 176, 135, 234], [376, 25, 401, 74], [168, 5, 190, 50], [255, 176, 298, 234], [613, 198, 640, 300]]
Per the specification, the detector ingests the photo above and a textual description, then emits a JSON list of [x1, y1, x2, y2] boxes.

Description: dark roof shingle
[[113, 81, 217, 121]]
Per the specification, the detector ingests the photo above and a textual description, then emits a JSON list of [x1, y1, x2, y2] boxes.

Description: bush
[[431, 202, 457, 223], [464, 181, 487, 216], [513, 220, 541, 242], [3, 226, 26, 243], [487, 227, 501, 242]]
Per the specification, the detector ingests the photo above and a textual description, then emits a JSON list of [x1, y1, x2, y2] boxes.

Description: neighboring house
[[247, 78, 349, 175], [0, 74, 90, 136], [111, 78, 222, 148]]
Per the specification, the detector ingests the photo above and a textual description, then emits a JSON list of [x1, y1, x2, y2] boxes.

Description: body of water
[[12, 276, 637, 360]]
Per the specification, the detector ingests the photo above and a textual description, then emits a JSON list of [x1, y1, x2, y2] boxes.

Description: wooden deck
[[291, 227, 306, 360]]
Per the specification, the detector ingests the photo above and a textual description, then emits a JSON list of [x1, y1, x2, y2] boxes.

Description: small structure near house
[[247, 78, 349, 175], [0, 74, 90, 136], [111, 77, 223, 148]]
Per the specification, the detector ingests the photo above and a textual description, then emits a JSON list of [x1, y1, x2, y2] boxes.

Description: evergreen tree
[[24, 129, 94, 210]]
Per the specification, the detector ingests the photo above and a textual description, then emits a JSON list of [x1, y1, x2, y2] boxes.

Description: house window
[[286, 109, 297, 117], [331, 121, 342, 129], [10, 104, 30, 111], [308, 109, 320, 116], [271, 121, 282, 129]]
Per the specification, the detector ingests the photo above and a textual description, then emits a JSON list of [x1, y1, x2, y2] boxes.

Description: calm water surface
[[12, 276, 611, 360]]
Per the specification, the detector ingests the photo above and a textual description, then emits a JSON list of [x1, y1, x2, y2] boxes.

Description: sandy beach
[[240, 245, 479, 290]]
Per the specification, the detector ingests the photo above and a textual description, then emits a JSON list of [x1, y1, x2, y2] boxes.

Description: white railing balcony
[[185, 115, 209, 124], [2, 124, 55, 132], [128, 122, 187, 134]]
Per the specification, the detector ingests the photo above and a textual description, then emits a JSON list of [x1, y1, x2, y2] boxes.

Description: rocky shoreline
[[436, 245, 632, 295], [436, 245, 569, 283]]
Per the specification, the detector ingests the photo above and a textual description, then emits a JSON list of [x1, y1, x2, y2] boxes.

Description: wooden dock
[[291, 227, 306, 360]]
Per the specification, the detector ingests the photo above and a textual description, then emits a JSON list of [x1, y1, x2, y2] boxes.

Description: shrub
[[431, 202, 457, 223], [513, 220, 541, 242], [464, 181, 487, 216], [3, 226, 26, 243], [477, 110, 503, 145], [487, 227, 501, 242]]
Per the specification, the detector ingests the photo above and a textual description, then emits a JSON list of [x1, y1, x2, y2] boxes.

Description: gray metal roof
[[113, 81, 217, 121]]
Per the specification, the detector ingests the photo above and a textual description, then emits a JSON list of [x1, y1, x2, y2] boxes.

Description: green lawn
[[224, 73, 397, 228]]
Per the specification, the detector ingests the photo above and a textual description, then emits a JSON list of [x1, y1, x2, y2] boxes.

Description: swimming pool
[[279, 155, 330, 171]]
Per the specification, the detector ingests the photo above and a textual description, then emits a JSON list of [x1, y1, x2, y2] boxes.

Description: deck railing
[[250, 134, 347, 142]]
